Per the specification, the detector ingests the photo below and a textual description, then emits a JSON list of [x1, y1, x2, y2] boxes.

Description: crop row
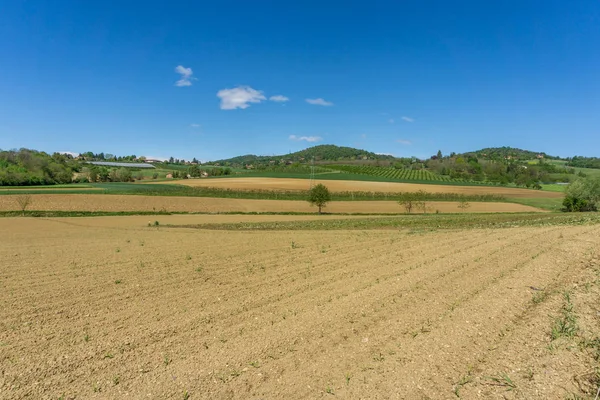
[[327, 165, 459, 182]]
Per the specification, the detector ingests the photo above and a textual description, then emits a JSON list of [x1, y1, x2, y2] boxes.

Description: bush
[[562, 196, 597, 212], [562, 177, 600, 212]]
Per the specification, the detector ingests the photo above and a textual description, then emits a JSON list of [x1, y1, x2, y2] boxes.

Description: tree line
[[567, 156, 600, 169], [0, 149, 80, 186]]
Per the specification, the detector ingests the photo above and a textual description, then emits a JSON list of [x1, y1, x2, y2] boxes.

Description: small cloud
[[401, 116, 414, 122], [174, 65, 195, 87], [190, 123, 201, 128], [289, 135, 323, 143], [389, 119, 395, 124], [376, 152, 394, 156], [306, 98, 333, 106], [59, 151, 79, 157], [217, 86, 266, 110], [360, 134, 367, 139], [269, 95, 289, 102], [396, 139, 412, 145]]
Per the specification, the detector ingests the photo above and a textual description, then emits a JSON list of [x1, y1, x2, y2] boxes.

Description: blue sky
[[1, 1, 599, 161]]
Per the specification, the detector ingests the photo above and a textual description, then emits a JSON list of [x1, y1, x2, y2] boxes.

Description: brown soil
[[0, 194, 545, 213], [1, 217, 598, 399], [159, 177, 563, 198]]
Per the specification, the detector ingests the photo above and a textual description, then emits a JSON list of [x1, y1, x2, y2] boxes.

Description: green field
[[505, 197, 563, 212], [540, 184, 568, 193], [532, 159, 600, 178], [325, 164, 463, 183]]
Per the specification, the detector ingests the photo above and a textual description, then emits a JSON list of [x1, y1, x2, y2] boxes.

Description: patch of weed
[[485, 373, 516, 390]]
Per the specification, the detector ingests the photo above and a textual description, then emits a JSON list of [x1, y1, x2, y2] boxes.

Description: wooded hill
[[459, 147, 558, 161], [211, 145, 394, 165]]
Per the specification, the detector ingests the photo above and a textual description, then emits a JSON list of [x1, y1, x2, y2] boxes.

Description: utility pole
[[310, 157, 315, 189]]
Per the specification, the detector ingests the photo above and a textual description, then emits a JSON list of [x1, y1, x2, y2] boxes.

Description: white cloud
[[59, 151, 79, 157], [396, 139, 412, 145], [289, 135, 323, 143], [217, 86, 266, 110], [174, 65, 195, 87], [306, 98, 333, 106], [190, 123, 201, 128], [389, 118, 395, 124], [360, 134, 367, 139], [376, 152, 394, 156], [401, 116, 414, 122], [269, 95, 289, 102]]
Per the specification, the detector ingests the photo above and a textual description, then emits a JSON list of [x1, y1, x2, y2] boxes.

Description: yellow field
[[1, 217, 599, 399], [0, 194, 546, 213], [157, 177, 563, 198]]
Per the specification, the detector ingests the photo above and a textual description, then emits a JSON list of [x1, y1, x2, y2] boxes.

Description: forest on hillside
[[0, 149, 80, 186], [212, 145, 393, 165]]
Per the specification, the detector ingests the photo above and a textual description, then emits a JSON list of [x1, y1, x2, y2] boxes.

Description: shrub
[[562, 177, 600, 212]]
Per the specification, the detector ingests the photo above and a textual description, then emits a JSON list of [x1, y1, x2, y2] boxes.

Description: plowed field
[[0, 194, 545, 213], [1, 217, 599, 399], [159, 177, 562, 198]]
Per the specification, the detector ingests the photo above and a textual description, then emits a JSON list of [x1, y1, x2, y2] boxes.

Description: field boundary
[[164, 212, 600, 231]]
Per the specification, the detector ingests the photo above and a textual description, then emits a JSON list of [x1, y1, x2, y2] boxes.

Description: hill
[[461, 147, 560, 161], [211, 145, 394, 165]]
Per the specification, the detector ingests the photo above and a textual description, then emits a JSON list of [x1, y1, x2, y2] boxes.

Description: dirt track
[[160, 177, 563, 198], [0, 194, 546, 213], [1, 217, 599, 399]]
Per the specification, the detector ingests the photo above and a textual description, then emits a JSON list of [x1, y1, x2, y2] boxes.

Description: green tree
[[308, 184, 331, 214], [562, 176, 600, 212], [88, 168, 98, 182], [436, 150, 442, 159]]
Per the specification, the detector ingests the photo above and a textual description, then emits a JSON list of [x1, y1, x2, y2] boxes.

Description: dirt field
[[1, 217, 599, 399], [159, 177, 563, 198], [0, 194, 546, 213]]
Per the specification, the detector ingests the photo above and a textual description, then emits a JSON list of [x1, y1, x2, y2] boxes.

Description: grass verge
[[506, 197, 563, 211]]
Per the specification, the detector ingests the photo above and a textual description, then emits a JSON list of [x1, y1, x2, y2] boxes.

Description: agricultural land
[[1, 145, 600, 399], [1, 214, 600, 399]]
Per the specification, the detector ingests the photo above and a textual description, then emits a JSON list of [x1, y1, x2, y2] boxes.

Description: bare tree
[[458, 200, 471, 212], [400, 190, 429, 214], [16, 195, 32, 216], [400, 199, 414, 213]]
